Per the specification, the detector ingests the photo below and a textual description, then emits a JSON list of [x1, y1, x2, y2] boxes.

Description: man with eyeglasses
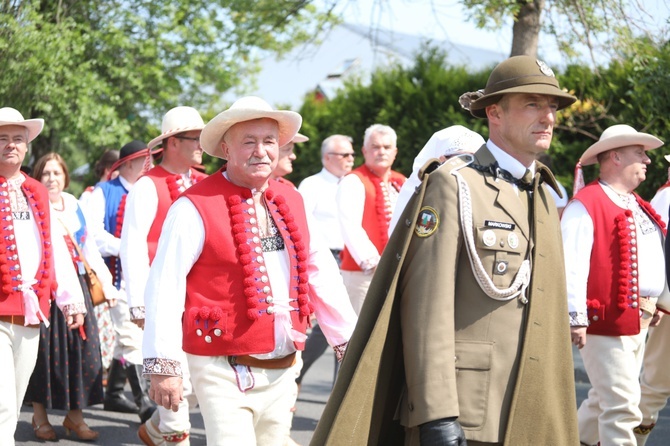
[[295, 134, 355, 395], [120, 106, 207, 445], [336, 124, 405, 315]]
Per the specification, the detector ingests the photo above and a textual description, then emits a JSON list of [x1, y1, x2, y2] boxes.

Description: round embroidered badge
[[415, 206, 439, 237]]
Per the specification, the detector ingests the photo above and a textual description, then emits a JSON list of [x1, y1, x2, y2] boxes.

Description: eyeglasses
[[175, 136, 200, 142], [327, 152, 355, 159]]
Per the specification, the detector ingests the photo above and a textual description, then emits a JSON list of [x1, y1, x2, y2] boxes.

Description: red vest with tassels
[[575, 181, 666, 336], [181, 171, 313, 356], [0, 175, 54, 320], [340, 165, 406, 271], [145, 165, 207, 263]]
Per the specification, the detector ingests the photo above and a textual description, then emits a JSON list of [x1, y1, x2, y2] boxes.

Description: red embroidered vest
[[181, 171, 313, 356], [0, 175, 54, 320], [145, 165, 207, 263], [340, 165, 406, 271], [575, 181, 666, 336]]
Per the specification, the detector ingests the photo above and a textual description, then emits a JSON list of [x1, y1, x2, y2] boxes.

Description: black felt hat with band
[[467, 55, 577, 119], [107, 140, 149, 177]]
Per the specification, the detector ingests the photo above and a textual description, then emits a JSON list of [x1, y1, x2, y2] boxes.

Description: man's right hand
[[419, 417, 466, 445], [149, 375, 183, 412], [571, 326, 587, 349]]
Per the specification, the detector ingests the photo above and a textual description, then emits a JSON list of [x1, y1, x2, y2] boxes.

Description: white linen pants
[[0, 321, 40, 445], [109, 295, 143, 364], [341, 270, 373, 316], [187, 353, 301, 446], [636, 316, 670, 444], [577, 331, 647, 446]]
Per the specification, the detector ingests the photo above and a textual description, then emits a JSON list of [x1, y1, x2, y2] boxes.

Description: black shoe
[[104, 358, 139, 414], [126, 362, 157, 423]]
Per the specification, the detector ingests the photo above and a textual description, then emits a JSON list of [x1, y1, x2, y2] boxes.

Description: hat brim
[[200, 109, 302, 159], [147, 126, 205, 150], [0, 119, 44, 142], [580, 133, 664, 166], [292, 133, 309, 144], [469, 85, 577, 118]]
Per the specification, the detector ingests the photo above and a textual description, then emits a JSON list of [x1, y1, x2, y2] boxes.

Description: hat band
[[485, 74, 558, 95]]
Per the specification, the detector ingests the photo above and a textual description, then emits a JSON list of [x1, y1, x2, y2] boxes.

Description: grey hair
[[363, 124, 397, 148], [320, 134, 354, 157]]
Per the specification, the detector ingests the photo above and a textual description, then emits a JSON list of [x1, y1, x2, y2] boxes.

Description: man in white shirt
[[562, 124, 666, 445], [295, 134, 354, 390], [87, 140, 156, 422], [121, 107, 207, 445], [635, 154, 670, 446], [0, 107, 86, 441], [336, 125, 406, 314], [143, 96, 357, 446]]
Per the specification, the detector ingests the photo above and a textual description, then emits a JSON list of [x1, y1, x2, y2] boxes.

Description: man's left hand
[[650, 311, 664, 327], [149, 375, 183, 412]]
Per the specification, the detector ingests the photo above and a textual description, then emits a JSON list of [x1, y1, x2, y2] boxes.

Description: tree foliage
[[293, 40, 670, 200], [0, 0, 338, 191]]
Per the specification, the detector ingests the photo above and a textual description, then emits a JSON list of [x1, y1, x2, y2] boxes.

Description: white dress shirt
[[142, 179, 357, 364], [336, 171, 399, 267], [85, 175, 134, 258], [298, 168, 344, 251], [650, 185, 670, 226]]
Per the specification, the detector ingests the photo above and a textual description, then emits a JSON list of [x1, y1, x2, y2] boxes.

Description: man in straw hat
[[86, 140, 157, 423], [311, 55, 579, 446], [0, 107, 86, 440], [120, 107, 207, 445], [271, 132, 309, 187], [141, 96, 357, 445], [561, 124, 667, 445]]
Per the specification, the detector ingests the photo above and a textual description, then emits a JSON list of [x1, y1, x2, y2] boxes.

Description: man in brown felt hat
[[310, 55, 580, 445]]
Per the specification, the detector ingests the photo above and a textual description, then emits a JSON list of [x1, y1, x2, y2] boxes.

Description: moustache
[[250, 157, 271, 164]]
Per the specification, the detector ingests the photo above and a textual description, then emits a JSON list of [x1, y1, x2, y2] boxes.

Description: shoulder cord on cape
[[450, 157, 531, 302]]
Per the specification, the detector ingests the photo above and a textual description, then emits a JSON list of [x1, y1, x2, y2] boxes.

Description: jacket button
[[408, 403, 414, 411]]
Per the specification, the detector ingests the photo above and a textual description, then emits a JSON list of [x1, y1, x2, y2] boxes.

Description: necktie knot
[[522, 169, 534, 186]]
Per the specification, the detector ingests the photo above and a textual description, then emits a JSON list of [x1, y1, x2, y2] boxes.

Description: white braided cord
[[451, 165, 531, 302]]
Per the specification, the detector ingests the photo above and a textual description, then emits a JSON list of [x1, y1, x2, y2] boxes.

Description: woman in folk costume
[[26, 153, 121, 441]]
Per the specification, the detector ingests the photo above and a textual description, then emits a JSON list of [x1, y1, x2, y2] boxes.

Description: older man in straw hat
[[311, 55, 579, 446], [120, 107, 207, 445], [562, 124, 667, 445], [0, 107, 86, 441], [142, 96, 357, 445]]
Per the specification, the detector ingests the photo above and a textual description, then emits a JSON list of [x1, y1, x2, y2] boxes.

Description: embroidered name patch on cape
[[415, 206, 439, 237]]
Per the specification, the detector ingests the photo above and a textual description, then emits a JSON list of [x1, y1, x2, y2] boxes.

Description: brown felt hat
[[468, 56, 576, 119]]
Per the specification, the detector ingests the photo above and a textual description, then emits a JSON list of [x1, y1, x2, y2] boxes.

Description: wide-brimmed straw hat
[[0, 107, 44, 142], [200, 96, 302, 159], [148, 106, 205, 149], [579, 124, 663, 166], [464, 56, 576, 119], [292, 133, 309, 144]]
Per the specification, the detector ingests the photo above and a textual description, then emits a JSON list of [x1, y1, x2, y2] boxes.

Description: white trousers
[[187, 353, 301, 446], [639, 316, 670, 426], [341, 270, 373, 316], [0, 321, 40, 446], [109, 296, 143, 364], [577, 331, 647, 446]]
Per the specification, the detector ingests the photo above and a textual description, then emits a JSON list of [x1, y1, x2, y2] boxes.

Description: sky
[[332, 0, 670, 66]]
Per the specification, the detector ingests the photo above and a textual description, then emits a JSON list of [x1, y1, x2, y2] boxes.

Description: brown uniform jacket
[[311, 145, 579, 445]]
